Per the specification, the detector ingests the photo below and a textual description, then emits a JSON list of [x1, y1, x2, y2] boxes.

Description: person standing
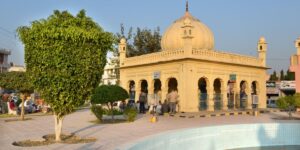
[[139, 90, 147, 114], [167, 90, 179, 114]]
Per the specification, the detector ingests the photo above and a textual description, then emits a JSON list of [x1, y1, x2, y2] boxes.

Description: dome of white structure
[[161, 10, 214, 51]]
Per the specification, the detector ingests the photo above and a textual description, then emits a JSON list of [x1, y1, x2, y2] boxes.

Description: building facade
[[8, 65, 26, 72], [289, 37, 300, 93], [0, 49, 11, 73], [119, 4, 268, 112], [101, 56, 119, 85]]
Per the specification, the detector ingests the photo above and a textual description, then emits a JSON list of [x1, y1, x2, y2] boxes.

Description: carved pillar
[[161, 78, 168, 103], [222, 88, 228, 111], [135, 80, 141, 102], [207, 87, 214, 112], [246, 83, 252, 110]]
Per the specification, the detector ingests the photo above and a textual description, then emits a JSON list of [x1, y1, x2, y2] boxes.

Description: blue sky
[[0, 0, 299, 73]]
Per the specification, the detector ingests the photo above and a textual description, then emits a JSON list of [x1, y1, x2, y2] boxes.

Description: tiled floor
[[0, 109, 299, 150]]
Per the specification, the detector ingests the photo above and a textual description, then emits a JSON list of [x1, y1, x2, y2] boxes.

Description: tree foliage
[[276, 94, 300, 119], [17, 10, 113, 141], [269, 71, 278, 81], [280, 70, 284, 81], [0, 72, 33, 94], [91, 85, 128, 120], [114, 25, 161, 57], [269, 70, 295, 81], [0, 71, 34, 119], [284, 69, 295, 80]]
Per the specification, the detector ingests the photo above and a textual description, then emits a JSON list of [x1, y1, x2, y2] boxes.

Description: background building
[[8, 64, 26, 72], [0, 49, 11, 73], [101, 56, 119, 85]]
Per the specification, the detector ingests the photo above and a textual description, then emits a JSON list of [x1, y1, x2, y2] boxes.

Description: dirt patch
[[90, 119, 127, 124], [5, 118, 32, 122], [12, 134, 96, 147]]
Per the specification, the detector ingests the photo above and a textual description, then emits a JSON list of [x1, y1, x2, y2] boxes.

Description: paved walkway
[[0, 109, 299, 150]]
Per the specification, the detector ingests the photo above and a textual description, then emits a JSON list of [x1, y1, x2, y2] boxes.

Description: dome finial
[[186, 0, 189, 12]]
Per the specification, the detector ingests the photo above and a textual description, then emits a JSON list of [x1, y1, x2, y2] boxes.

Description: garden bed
[[12, 134, 96, 147]]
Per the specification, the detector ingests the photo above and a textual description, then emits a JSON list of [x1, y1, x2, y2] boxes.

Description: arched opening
[[168, 78, 178, 93], [128, 81, 136, 102], [198, 77, 208, 111], [251, 81, 259, 108], [214, 78, 222, 111], [140, 80, 148, 93], [240, 80, 248, 109], [154, 79, 162, 93], [227, 80, 235, 110]]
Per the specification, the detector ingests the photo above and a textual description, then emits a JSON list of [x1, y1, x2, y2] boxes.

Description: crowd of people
[[0, 93, 40, 115], [120, 89, 180, 115]]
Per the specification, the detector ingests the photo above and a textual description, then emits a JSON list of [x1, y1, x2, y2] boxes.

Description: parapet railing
[[191, 49, 263, 67], [122, 49, 184, 66], [122, 48, 263, 67]]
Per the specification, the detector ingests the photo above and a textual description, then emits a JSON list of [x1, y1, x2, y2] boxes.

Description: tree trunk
[[288, 107, 292, 120], [110, 102, 114, 122], [54, 114, 64, 142], [21, 98, 25, 120], [20, 93, 27, 120]]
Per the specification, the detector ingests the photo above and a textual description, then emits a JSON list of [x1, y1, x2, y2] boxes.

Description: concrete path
[[0, 109, 299, 150]]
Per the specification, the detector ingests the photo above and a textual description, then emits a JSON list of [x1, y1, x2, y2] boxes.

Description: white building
[[8, 65, 26, 72], [0, 49, 11, 73], [101, 56, 119, 85]]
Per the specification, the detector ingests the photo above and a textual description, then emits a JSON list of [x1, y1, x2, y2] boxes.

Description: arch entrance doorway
[[198, 78, 208, 111], [168, 78, 178, 93], [251, 81, 259, 108], [129, 81, 136, 102], [214, 79, 222, 110], [240, 81, 248, 109]]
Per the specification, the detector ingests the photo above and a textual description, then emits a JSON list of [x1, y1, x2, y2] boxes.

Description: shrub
[[276, 93, 300, 119], [104, 108, 123, 115], [91, 85, 128, 121], [91, 105, 104, 121], [123, 107, 137, 122]]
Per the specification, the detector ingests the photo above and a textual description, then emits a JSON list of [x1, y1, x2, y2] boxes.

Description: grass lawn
[[0, 113, 17, 118]]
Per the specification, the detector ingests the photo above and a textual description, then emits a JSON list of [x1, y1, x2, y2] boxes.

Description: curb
[[168, 109, 279, 118]]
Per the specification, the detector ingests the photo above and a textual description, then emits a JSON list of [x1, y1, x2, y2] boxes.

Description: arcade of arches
[[125, 75, 262, 112]]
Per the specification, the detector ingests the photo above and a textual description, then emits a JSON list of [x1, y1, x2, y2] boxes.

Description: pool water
[[122, 123, 300, 150], [229, 145, 300, 150]]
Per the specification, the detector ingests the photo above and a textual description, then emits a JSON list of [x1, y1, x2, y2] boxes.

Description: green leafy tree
[[17, 10, 113, 141], [284, 69, 295, 80], [269, 70, 278, 81], [276, 94, 300, 119], [280, 69, 284, 81], [0, 72, 33, 120], [115, 25, 161, 57], [91, 85, 128, 121], [133, 27, 161, 56]]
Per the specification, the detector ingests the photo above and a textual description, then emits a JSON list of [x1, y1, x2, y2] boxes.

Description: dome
[[120, 38, 126, 44], [259, 36, 266, 43], [161, 11, 214, 51]]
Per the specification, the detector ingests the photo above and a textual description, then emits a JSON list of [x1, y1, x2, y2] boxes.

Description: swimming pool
[[120, 123, 300, 150]]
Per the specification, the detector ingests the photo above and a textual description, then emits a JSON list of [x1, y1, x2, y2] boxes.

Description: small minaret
[[119, 38, 127, 66], [182, 0, 193, 55], [257, 36, 267, 66], [295, 37, 300, 55]]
